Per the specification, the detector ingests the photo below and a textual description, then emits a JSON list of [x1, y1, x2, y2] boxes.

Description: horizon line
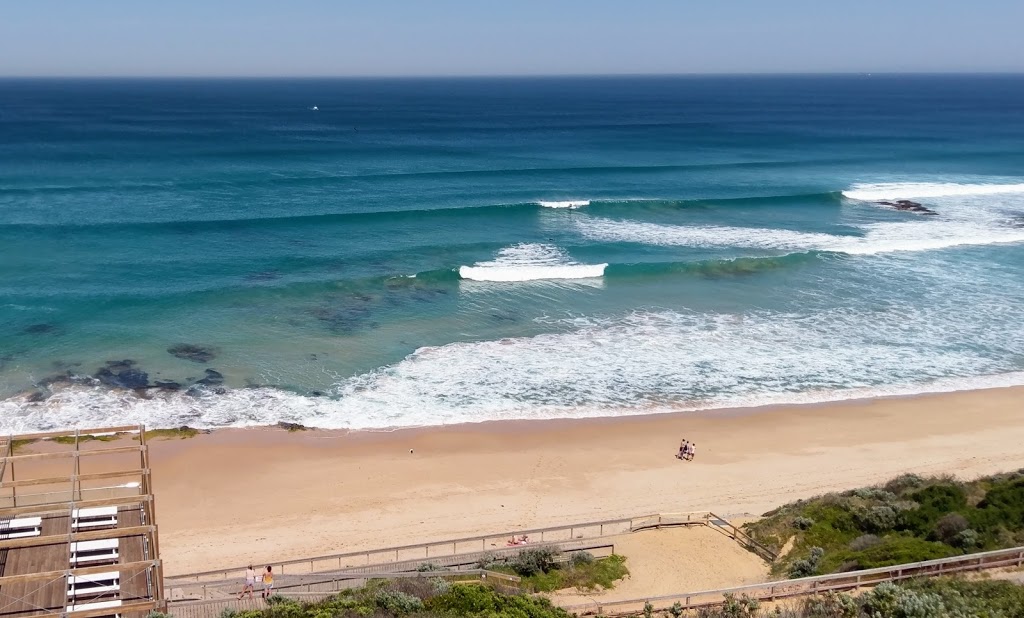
[[2, 71, 1024, 80]]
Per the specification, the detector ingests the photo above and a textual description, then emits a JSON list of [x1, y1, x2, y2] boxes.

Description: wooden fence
[[165, 511, 724, 584], [168, 570, 520, 618], [560, 545, 1024, 616]]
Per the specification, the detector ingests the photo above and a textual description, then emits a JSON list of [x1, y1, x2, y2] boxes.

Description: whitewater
[[3, 76, 1024, 432]]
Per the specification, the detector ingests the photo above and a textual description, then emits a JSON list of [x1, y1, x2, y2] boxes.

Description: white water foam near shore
[[459, 243, 607, 282], [4, 287, 1024, 433]]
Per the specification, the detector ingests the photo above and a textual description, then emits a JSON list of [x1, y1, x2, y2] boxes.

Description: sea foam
[[458, 243, 607, 282], [4, 304, 1023, 433], [842, 182, 1024, 201], [536, 200, 591, 209]]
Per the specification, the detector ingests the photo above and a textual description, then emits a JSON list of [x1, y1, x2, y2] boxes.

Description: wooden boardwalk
[[0, 515, 70, 618]]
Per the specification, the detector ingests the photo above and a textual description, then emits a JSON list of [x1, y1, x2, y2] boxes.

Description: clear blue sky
[[2, 0, 1022, 77]]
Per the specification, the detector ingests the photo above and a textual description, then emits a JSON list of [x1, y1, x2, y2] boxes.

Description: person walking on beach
[[261, 565, 274, 600], [238, 565, 256, 600], [689, 443, 696, 461]]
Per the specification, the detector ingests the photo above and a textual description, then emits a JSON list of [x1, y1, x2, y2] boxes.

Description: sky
[[1, 0, 1022, 77]]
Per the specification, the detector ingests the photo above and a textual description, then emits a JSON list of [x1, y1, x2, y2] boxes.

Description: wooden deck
[[0, 516, 71, 618], [0, 426, 163, 618]]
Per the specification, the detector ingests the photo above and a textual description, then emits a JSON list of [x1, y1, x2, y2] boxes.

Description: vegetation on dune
[[143, 427, 200, 440], [50, 433, 121, 444], [742, 470, 1024, 578], [479, 547, 629, 592], [676, 578, 1024, 617], [217, 579, 572, 618]]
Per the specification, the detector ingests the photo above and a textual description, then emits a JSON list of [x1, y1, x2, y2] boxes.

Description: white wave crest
[[574, 216, 1024, 256], [459, 243, 607, 282], [537, 200, 591, 209], [843, 182, 1024, 201]]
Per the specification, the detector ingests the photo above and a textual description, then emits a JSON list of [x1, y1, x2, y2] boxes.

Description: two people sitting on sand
[[507, 535, 529, 546], [676, 439, 696, 461]]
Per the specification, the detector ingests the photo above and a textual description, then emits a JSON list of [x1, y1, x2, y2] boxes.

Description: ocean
[[2, 75, 1024, 432]]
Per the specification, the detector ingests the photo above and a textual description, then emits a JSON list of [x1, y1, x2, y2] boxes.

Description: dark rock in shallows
[[311, 390, 323, 397], [196, 368, 224, 386], [104, 359, 137, 372], [277, 421, 308, 432], [95, 367, 150, 390], [23, 323, 58, 335], [154, 380, 183, 391], [167, 343, 219, 363], [876, 200, 938, 216], [26, 390, 48, 403]]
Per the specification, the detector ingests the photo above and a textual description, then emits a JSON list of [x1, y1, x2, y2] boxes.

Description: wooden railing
[[166, 511, 720, 583], [560, 545, 1024, 616], [168, 570, 520, 618]]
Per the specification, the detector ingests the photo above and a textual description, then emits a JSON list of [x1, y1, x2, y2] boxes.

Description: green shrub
[[848, 534, 881, 551], [792, 516, 815, 530], [510, 546, 559, 577], [859, 581, 946, 618], [569, 550, 595, 566], [801, 591, 858, 618], [855, 505, 897, 533], [373, 589, 423, 614]]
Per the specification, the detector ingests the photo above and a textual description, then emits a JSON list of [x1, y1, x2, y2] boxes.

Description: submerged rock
[[876, 199, 938, 215], [22, 323, 59, 335], [104, 359, 137, 372], [196, 368, 224, 386], [167, 343, 219, 363], [25, 390, 48, 403], [153, 380, 183, 391], [95, 367, 150, 389], [277, 421, 308, 432]]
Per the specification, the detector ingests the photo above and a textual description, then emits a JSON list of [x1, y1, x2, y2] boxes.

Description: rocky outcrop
[[94, 366, 150, 389], [876, 200, 937, 215]]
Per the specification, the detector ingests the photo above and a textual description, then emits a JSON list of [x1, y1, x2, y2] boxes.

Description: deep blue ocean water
[[2, 75, 1024, 431]]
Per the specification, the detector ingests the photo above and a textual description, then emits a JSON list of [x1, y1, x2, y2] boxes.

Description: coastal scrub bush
[[569, 550, 595, 566], [510, 546, 559, 577], [719, 593, 760, 618], [931, 512, 969, 543], [854, 505, 897, 533], [416, 562, 445, 572], [669, 601, 685, 618], [858, 582, 946, 618], [847, 534, 881, 552], [373, 589, 423, 614], [792, 517, 815, 531], [788, 547, 824, 578], [800, 590, 858, 618]]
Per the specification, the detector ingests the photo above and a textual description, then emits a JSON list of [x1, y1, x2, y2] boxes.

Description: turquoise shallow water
[[2, 75, 1024, 431]]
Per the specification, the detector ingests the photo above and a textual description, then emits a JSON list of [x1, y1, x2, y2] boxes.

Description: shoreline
[[4, 370, 1024, 435], [122, 385, 1024, 576]]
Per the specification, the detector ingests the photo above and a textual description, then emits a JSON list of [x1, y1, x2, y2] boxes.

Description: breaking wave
[[842, 182, 1024, 201], [458, 243, 606, 282]]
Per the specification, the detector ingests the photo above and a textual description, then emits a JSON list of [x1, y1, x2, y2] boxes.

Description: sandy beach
[[139, 386, 1024, 576]]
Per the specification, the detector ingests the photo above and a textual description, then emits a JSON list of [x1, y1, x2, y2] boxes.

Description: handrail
[[560, 545, 1024, 615], [167, 511, 716, 581]]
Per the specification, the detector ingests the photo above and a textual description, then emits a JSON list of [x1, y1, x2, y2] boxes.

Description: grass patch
[[144, 427, 200, 441], [50, 434, 121, 445], [744, 470, 1024, 578], [10, 438, 38, 453], [492, 550, 628, 593]]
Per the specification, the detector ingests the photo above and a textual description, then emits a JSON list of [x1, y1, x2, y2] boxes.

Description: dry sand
[[130, 386, 1024, 576], [551, 527, 770, 606]]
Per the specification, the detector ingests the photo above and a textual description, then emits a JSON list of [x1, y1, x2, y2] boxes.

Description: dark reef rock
[[153, 380, 183, 391], [23, 323, 59, 335], [25, 390, 48, 403], [277, 421, 308, 432], [196, 368, 224, 386], [167, 343, 219, 363], [876, 200, 938, 215], [104, 359, 137, 372], [95, 367, 150, 390]]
